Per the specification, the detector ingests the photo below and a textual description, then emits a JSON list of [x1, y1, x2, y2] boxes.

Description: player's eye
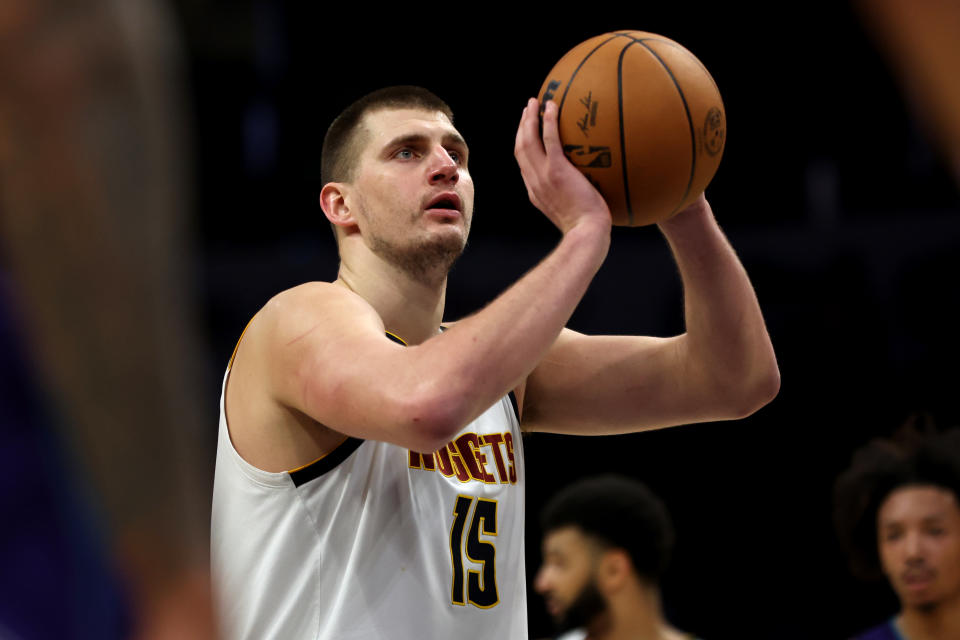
[[882, 529, 903, 542], [448, 148, 469, 166], [394, 148, 416, 160]]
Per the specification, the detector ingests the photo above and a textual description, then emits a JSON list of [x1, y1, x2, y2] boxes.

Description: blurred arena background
[[2, 1, 959, 638]]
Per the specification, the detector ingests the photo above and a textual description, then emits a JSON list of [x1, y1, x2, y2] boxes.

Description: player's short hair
[[540, 474, 675, 584], [833, 418, 960, 581], [320, 86, 454, 186]]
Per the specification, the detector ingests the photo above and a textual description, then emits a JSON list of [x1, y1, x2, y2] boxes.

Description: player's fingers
[[514, 98, 544, 163], [515, 98, 547, 208], [540, 100, 564, 158]]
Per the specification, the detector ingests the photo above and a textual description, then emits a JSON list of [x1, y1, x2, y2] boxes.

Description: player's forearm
[[658, 199, 779, 415], [403, 220, 610, 444]]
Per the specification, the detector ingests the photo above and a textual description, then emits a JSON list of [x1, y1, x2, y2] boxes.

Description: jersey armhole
[[288, 437, 365, 487]]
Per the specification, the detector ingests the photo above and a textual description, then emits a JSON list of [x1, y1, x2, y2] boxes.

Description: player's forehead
[[543, 525, 592, 557], [360, 107, 465, 153], [879, 485, 960, 525]]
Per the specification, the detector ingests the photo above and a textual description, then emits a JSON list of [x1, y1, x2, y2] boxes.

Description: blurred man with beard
[[534, 474, 701, 640], [835, 424, 960, 640]]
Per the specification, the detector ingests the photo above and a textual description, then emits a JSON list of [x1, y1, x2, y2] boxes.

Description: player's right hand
[[514, 98, 612, 236]]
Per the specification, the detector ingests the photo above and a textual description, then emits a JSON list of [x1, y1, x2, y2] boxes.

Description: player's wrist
[[562, 216, 611, 257], [657, 194, 712, 237]]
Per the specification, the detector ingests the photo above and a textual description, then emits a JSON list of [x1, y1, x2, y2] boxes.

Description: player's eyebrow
[[881, 512, 948, 528], [383, 131, 469, 155], [442, 131, 469, 153], [922, 513, 949, 524]]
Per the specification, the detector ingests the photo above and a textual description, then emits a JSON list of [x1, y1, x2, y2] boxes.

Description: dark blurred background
[[170, 1, 959, 638]]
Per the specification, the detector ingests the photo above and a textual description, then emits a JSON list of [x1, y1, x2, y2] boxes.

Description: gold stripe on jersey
[[228, 317, 255, 368]]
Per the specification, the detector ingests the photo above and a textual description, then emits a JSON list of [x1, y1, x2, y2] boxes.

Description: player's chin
[[897, 584, 942, 610], [415, 230, 467, 271], [426, 221, 468, 248]]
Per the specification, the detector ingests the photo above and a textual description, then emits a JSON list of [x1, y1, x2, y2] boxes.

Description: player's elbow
[[720, 359, 781, 420], [394, 389, 469, 452]]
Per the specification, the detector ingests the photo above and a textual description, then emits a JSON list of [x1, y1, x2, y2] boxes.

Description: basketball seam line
[[626, 34, 724, 98], [617, 41, 635, 226], [556, 35, 623, 118], [636, 40, 697, 216]]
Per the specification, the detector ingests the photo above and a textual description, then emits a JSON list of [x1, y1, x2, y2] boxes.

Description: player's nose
[[904, 530, 924, 558], [428, 146, 459, 185], [533, 566, 550, 593]]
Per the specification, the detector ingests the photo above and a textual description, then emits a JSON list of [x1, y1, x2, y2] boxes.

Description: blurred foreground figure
[[534, 474, 702, 640], [857, 0, 960, 185], [0, 1, 215, 638], [835, 422, 960, 640]]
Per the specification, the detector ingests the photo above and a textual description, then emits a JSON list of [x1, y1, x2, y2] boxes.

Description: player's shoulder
[[259, 281, 377, 329], [264, 281, 354, 312], [233, 281, 374, 355]]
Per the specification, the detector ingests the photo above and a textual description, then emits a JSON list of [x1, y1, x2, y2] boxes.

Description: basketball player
[[535, 474, 700, 640], [211, 85, 780, 638], [834, 424, 960, 639]]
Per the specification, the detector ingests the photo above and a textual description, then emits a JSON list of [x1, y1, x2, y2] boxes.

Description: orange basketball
[[537, 31, 726, 226]]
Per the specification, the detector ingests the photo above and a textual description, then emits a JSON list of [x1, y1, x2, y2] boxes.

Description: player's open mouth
[[903, 570, 935, 587], [542, 597, 562, 616], [425, 192, 462, 214]]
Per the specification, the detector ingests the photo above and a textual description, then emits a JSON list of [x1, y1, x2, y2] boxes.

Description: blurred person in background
[[0, 1, 215, 638], [834, 421, 960, 640], [534, 474, 701, 640]]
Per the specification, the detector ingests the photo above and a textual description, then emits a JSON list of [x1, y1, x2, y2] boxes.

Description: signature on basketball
[[577, 91, 599, 136]]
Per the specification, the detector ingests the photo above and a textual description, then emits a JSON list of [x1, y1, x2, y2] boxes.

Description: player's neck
[[588, 586, 679, 640], [336, 253, 446, 345], [898, 594, 960, 640], [586, 618, 679, 640]]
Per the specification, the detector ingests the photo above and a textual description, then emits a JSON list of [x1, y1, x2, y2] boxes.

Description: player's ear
[[319, 182, 356, 229], [597, 549, 630, 593]]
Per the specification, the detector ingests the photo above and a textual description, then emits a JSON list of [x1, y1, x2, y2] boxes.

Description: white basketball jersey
[[211, 360, 527, 639]]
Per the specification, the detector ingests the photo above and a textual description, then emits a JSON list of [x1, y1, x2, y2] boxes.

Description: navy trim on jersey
[[507, 390, 520, 424], [385, 331, 407, 345], [289, 437, 364, 487]]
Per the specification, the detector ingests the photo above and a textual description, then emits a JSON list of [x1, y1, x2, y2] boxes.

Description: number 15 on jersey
[[449, 495, 499, 608]]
